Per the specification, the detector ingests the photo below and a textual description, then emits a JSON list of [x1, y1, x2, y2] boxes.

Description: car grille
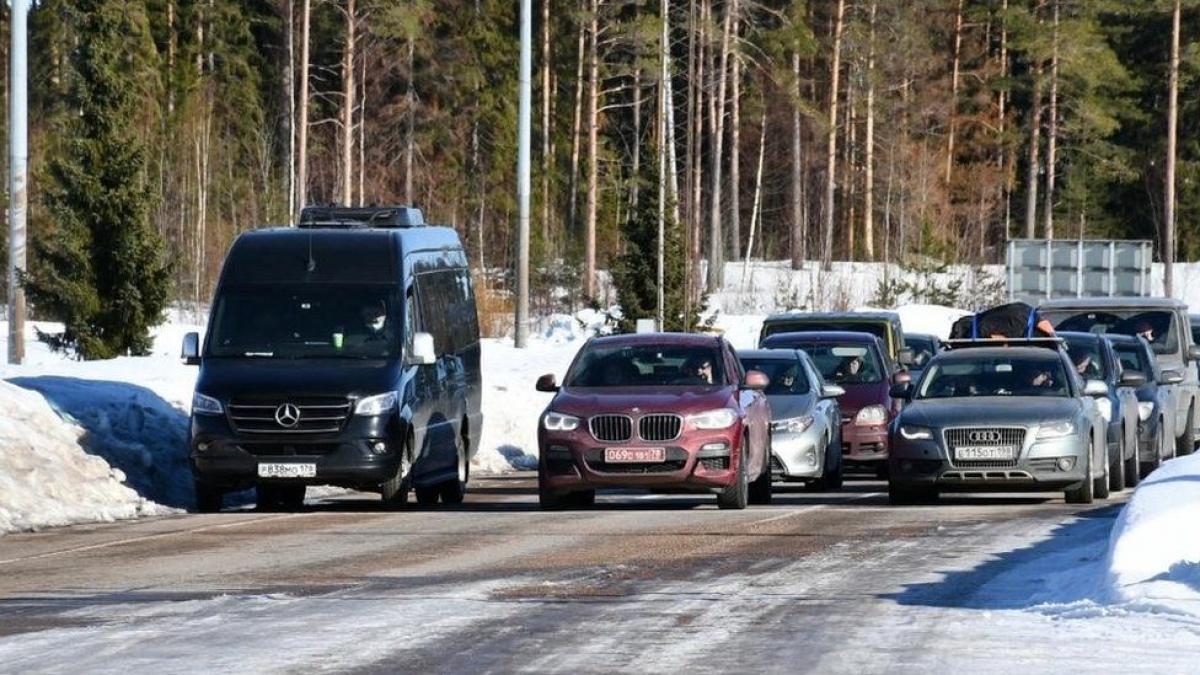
[[227, 397, 352, 435], [589, 415, 633, 442], [638, 414, 682, 441], [584, 447, 687, 474], [944, 427, 1025, 468]]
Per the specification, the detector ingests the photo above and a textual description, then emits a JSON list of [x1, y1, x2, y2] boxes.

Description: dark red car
[[535, 333, 773, 509], [761, 331, 902, 475]]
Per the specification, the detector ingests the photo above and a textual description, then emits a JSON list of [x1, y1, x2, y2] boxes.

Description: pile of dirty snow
[[0, 381, 167, 533]]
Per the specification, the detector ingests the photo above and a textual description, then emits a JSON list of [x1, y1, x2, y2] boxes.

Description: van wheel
[[380, 440, 412, 507], [439, 430, 469, 505], [257, 484, 306, 511], [194, 479, 224, 513], [415, 485, 441, 505], [1176, 404, 1196, 457]]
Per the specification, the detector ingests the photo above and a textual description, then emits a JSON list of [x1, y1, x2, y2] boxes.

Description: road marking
[[0, 513, 306, 566], [748, 491, 885, 526]]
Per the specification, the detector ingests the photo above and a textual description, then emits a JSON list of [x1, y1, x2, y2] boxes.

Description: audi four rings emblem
[[274, 403, 301, 428], [969, 430, 1002, 443]]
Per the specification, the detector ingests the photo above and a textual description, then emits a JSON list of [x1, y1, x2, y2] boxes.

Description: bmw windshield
[[918, 357, 1072, 399], [566, 345, 726, 387], [208, 284, 401, 359]]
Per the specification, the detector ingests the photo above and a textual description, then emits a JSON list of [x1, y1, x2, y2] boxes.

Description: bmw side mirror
[[1083, 379, 1109, 398], [743, 370, 769, 391], [897, 348, 915, 366], [536, 373, 559, 392], [1160, 369, 1185, 386], [1118, 371, 1147, 388], [889, 382, 912, 400], [821, 384, 846, 399], [1188, 345, 1200, 362], [181, 332, 201, 366], [409, 332, 436, 366]]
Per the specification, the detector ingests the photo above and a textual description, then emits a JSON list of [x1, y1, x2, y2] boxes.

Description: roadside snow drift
[[0, 381, 163, 533]]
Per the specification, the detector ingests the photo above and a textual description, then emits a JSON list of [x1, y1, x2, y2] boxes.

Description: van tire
[[381, 438, 412, 507], [439, 430, 469, 505], [194, 480, 224, 513], [1176, 404, 1196, 457]]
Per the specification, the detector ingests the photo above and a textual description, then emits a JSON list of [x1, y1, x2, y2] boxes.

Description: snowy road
[[0, 476, 1196, 674]]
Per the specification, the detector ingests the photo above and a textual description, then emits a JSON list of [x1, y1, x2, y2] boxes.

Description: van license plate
[[954, 447, 1017, 461], [605, 447, 666, 463], [258, 463, 317, 479]]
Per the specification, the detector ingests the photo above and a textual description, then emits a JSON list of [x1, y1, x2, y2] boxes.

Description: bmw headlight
[[543, 411, 581, 431], [690, 408, 738, 430], [899, 425, 933, 440], [355, 392, 397, 416], [1095, 398, 1112, 423], [772, 415, 815, 434], [191, 392, 223, 415], [855, 405, 888, 426], [1137, 402, 1154, 423], [1037, 420, 1076, 440]]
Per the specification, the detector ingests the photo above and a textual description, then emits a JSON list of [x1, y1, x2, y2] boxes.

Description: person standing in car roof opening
[[950, 301, 1058, 340]]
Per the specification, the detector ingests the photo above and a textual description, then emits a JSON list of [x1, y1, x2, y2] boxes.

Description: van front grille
[[589, 415, 633, 442], [227, 397, 352, 435]]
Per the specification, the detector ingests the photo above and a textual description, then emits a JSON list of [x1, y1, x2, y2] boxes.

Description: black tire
[[1108, 434, 1125, 494], [439, 432, 469, 505], [537, 470, 567, 510], [1124, 428, 1140, 489], [812, 437, 844, 491], [256, 484, 306, 511], [875, 462, 890, 480], [1065, 449, 1095, 504], [194, 479, 224, 513], [748, 462, 773, 505], [415, 485, 441, 505], [717, 447, 749, 510], [567, 490, 596, 508], [1177, 405, 1196, 457], [380, 439, 412, 507], [888, 481, 937, 505], [1140, 420, 1165, 478]]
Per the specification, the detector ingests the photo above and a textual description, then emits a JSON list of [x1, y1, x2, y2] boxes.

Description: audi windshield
[[918, 357, 1071, 399]]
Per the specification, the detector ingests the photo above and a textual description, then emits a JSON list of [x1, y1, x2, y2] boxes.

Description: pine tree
[[24, 0, 171, 360]]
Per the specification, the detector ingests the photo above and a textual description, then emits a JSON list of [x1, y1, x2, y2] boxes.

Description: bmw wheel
[[717, 446, 749, 510]]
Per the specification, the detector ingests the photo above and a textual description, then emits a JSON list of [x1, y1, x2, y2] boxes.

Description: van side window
[[404, 290, 417, 352], [415, 269, 475, 355]]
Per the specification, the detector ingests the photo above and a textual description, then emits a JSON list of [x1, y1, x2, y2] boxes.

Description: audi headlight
[[690, 408, 738, 430], [855, 405, 888, 427], [1095, 398, 1112, 423], [772, 415, 815, 434], [191, 392, 223, 415], [543, 411, 580, 431], [1037, 420, 1076, 440], [899, 425, 933, 441], [355, 392, 397, 416], [1137, 402, 1154, 423]]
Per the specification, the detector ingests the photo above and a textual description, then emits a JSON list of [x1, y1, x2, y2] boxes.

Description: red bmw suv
[[535, 333, 772, 509]]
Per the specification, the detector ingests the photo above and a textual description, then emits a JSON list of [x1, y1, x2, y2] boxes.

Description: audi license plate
[[604, 447, 666, 463], [257, 462, 317, 479], [954, 446, 1017, 462]]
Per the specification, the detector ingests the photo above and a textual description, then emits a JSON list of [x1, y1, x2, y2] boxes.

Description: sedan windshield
[[566, 344, 726, 387], [793, 343, 884, 385], [918, 358, 1071, 399], [208, 284, 400, 359], [739, 358, 811, 395]]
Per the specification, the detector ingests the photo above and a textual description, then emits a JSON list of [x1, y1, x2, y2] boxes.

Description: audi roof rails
[[297, 205, 425, 229], [942, 337, 1065, 351]]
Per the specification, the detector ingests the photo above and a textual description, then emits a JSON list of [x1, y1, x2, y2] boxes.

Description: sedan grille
[[227, 397, 352, 435], [638, 414, 682, 442], [589, 415, 633, 442], [944, 427, 1025, 468]]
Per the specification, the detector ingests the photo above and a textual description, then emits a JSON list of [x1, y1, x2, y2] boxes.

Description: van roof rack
[[297, 205, 425, 229], [943, 338, 1064, 351]]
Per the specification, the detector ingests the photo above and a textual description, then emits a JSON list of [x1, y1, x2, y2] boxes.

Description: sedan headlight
[[355, 392, 397, 416], [772, 415, 814, 434], [899, 425, 933, 440], [1137, 402, 1154, 423], [1037, 420, 1076, 440], [543, 411, 580, 431], [1095, 398, 1112, 423], [854, 405, 888, 427], [191, 392, 223, 415], [690, 408, 738, 430]]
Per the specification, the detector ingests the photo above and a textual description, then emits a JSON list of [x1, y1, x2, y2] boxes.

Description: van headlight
[[192, 392, 224, 415], [355, 392, 397, 416], [1037, 421, 1076, 440], [1137, 402, 1154, 422], [772, 415, 814, 434], [690, 408, 738, 430], [855, 405, 887, 426], [543, 411, 580, 431]]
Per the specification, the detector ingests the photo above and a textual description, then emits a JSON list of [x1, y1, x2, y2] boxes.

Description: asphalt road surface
[[0, 475, 1192, 674]]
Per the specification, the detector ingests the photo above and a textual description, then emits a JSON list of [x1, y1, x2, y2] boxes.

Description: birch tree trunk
[[790, 49, 804, 269], [1165, 0, 1180, 296], [542, 0, 553, 251], [945, 0, 963, 186], [998, 0, 1009, 243], [741, 107, 767, 287], [1024, 66, 1043, 239], [729, 21, 741, 261], [297, 0, 310, 217], [285, 0, 295, 217], [358, 47, 366, 206], [823, 0, 846, 271], [706, 0, 734, 292], [632, 66, 643, 210], [341, 0, 355, 206], [1043, 0, 1059, 240], [405, 39, 415, 204], [584, 0, 601, 298], [568, 0, 586, 235], [864, 0, 877, 261]]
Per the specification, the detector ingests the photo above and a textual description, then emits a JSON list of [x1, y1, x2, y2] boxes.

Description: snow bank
[[1104, 454, 1200, 615], [0, 381, 166, 533]]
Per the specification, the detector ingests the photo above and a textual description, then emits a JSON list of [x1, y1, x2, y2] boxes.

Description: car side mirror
[[1160, 369, 1185, 385], [181, 332, 201, 366], [821, 384, 846, 399], [889, 382, 913, 400], [409, 331, 436, 366], [536, 373, 559, 392], [892, 370, 912, 386], [1083, 379, 1109, 397], [1188, 344, 1200, 362], [897, 348, 915, 366], [1118, 371, 1147, 388], [743, 370, 769, 391]]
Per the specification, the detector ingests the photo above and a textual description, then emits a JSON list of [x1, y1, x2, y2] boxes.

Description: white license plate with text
[[257, 462, 317, 479], [954, 446, 1017, 462]]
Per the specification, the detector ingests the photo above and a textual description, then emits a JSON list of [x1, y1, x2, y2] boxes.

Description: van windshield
[[208, 284, 400, 359]]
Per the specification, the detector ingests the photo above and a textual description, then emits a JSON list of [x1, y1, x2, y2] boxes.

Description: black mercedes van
[[182, 206, 482, 511]]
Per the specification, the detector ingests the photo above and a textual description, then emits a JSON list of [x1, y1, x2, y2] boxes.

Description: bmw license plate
[[604, 447, 666, 463], [954, 446, 1017, 462], [257, 462, 317, 479]]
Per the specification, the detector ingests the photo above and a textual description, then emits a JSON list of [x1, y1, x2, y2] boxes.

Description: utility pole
[[1165, 0, 1181, 297], [657, 0, 669, 331], [515, 0, 532, 348], [8, 0, 29, 365]]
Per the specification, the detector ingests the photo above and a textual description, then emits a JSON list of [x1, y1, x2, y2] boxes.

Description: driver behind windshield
[[833, 355, 865, 383], [682, 355, 716, 385]]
